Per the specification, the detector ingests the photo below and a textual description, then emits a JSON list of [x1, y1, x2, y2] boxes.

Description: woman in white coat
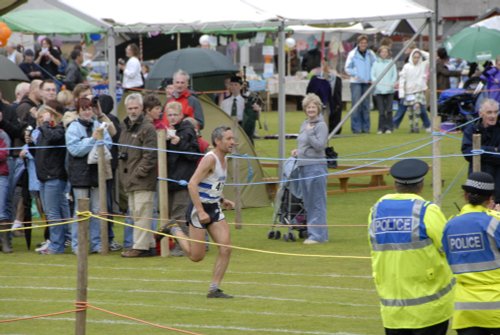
[[397, 49, 432, 133]]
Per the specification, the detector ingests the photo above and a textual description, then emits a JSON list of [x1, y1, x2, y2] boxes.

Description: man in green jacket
[[119, 93, 158, 257]]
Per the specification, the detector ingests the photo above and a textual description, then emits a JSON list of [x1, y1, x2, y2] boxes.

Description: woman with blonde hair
[[56, 90, 74, 111], [34, 104, 70, 254], [291, 93, 329, 244]]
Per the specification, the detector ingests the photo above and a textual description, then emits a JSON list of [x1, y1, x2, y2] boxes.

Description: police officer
[[442, 172, 500, 335], [368, 158, 455, 335]]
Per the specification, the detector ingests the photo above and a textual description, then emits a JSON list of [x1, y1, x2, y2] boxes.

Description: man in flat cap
[[368, 158, 455, 335], [442, 172, 500, 335], [220, 75, 261, 143], [19, 49, 43, 81]]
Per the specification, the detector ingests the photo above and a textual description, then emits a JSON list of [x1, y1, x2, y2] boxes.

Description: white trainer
[[303, 239, 319, 245]]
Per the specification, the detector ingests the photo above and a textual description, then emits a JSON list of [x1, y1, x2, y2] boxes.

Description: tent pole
[[277, 22, 286, 177], [106, 28, 117, 115], [429, 15, 441, 205], [328, 21, 428, 139]]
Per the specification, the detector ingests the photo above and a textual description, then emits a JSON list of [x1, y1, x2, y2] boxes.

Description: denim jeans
[[393, 100, 431, 129], [72, 187, 101, 253], [5, 157, 23, 221], [0, 176, 9, 221], [299, 164, 328, 242], [39, 179, 71, 253], [350, 83, 372, 133]]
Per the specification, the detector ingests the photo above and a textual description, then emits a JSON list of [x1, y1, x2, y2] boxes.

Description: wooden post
[[232, 118, 242, 229], [96, 129, 109, 255], [157, 130, 170, 257], [432, 116, 442, 205], [75, 198, 89, 335], [472, 134, 481, 172], [232, 33, 237, 64], [266, 91, 271, 112]]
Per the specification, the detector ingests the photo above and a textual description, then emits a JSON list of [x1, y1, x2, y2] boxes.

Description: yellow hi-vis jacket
[[443, 204, 500, 329], [368, 193, 455, 329]]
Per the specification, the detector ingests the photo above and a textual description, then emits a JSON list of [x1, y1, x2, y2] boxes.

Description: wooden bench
[[261, 163, 392, 198]]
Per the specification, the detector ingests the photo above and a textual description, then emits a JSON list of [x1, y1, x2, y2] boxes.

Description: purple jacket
[[481, 66, 500, 103]]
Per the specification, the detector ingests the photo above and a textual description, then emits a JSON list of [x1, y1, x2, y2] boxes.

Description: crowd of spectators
[[0, 65, 208, 256]]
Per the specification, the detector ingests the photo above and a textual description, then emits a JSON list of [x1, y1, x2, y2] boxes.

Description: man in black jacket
[[64, 50, 84, 91], [461, 98, 500, 204], [165, 102, 200, 239]]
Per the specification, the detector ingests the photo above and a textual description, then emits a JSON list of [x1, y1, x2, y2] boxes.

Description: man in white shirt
[[220, 76, 245, 123], [220, 76, 261, 142]]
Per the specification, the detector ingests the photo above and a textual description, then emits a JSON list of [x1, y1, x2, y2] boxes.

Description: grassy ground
[[0, 108, 466, 335]]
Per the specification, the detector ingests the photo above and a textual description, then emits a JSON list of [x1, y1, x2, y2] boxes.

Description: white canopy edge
[[471, 15, 500, 30], [55, 0, 432, 34], [288, 23, 380, 35]]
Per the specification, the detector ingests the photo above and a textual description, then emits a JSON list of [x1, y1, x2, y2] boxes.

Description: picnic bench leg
[[370, 175, 383, 186], [339, 178, 349, 192]]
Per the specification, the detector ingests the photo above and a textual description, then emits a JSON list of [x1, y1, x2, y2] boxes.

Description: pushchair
[[438, 77, 484, 126], [267, 157, 307, 242]]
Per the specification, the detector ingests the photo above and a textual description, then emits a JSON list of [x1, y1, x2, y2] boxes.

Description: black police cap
[[230, 75, 242, 85], [390, 159, 429, 185]]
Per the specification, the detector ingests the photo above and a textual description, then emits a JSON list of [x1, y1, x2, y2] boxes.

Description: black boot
[[0, 223, 13, 253]]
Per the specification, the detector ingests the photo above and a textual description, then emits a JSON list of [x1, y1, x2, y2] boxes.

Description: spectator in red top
[[162, 70, 204, 129]]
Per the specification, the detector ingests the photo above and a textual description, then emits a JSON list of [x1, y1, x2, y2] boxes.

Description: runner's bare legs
[[173, 219, 232, 287]]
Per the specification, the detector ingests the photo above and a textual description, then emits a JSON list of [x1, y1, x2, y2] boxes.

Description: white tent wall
[[52, 0, 439, 203]]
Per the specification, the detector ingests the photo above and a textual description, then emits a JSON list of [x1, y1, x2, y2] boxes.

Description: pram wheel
[[274, 230, 281, 240], [299, 230, 308, 239], [283, 232, 296, 242], [267, 231, 275, 239]]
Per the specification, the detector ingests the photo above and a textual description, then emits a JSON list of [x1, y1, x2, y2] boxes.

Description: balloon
[[52, 37, 63, 47], [285, 37, 296, 48], [0, 37, 7, 47], [0, 22, 12, 44], [90, 33, 102, 42], [37, 35, 47, 44], [199, 34, 210, 46]]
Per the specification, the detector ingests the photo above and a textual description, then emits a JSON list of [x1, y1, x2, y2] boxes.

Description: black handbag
[[325, 146, 338, 169]]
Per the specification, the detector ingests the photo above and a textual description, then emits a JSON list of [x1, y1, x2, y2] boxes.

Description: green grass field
[[0, 108, 467, 335]]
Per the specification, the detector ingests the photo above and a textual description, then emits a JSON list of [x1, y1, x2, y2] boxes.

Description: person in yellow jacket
[[442, 171, 500, 335], [368, 158, 455, 335]]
